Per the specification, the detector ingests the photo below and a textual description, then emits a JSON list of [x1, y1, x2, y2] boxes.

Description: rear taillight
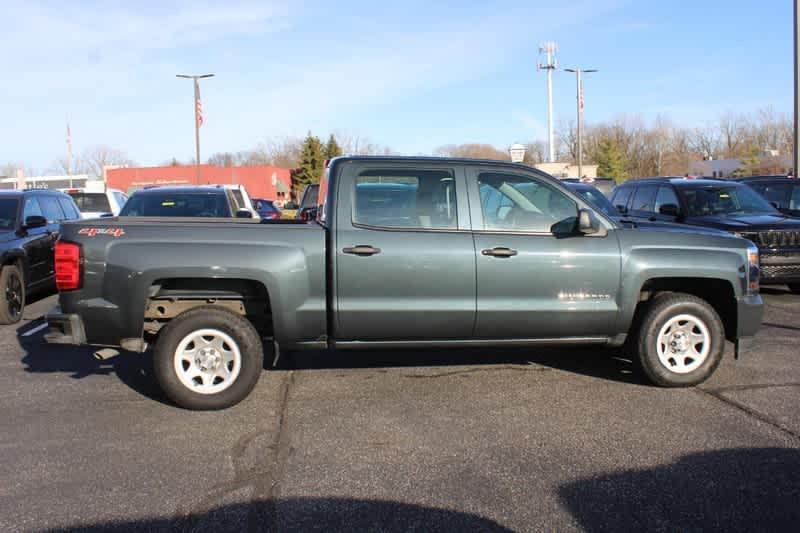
[[55, 241, 82, 291]]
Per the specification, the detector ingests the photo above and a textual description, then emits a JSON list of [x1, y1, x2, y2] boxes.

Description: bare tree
[[434, 143, 508, 160]]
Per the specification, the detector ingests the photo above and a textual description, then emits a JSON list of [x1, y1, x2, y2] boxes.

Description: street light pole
[[176, 74, 214, 184], [564, 67, 598, 179]]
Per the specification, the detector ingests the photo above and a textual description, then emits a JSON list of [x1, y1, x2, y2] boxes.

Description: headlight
[[746, 244, 759, 294]]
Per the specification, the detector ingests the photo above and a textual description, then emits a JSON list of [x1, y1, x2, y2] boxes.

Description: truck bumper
[[736, 294, 764, 338], [44, 307, 87, 345]]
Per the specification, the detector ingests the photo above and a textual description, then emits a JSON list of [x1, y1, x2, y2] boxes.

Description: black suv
[[610, 177, 800, 291], [733, 176, 800, 217], [0, 189, 82, 323], [119, 186, 249, 218]]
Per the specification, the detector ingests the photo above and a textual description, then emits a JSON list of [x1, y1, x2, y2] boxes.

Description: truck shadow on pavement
[[48, 496, 513, 532], [559, 447, 800, 532]]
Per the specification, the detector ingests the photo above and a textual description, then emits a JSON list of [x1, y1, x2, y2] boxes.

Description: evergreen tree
[[324, 134, 343, 160], [293, 132, 324, 192], [594, 138, 628, 181]]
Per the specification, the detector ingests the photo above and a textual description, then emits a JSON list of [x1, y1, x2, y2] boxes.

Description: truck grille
[[760, 263, 800, 280], [740, 230, 800, 248]]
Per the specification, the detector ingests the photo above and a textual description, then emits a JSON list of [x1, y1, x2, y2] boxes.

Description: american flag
[[579, 81, 584, 115], [196, 87, 204, 127], [66, 122, 72, 151]]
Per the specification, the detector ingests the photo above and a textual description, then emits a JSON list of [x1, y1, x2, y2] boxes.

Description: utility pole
[[176, 73, 214, 184], [538, 42, 557, 163], [564, 67, 598, 178]]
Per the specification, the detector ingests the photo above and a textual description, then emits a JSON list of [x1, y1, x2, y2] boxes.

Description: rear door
[[334, 162, 475, 341], [469, 167, 622, 339]]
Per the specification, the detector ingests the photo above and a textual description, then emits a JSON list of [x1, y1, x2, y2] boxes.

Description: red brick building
[[105, 165, 292, 201]]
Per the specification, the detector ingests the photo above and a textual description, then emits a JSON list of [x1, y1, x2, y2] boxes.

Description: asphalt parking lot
[[1, 290, 799, 532]]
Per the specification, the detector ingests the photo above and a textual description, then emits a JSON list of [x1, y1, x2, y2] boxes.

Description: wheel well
[[635, 278, 737, 341], [145, 278, 273, 338]]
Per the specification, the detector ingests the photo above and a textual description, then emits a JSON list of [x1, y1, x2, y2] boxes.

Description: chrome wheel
[[173, 329, 241, 394], [656, 313, 710, 374], [5, 272, 22, 319]]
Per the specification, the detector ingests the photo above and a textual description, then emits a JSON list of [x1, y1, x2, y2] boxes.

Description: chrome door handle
[[481, 247, 518, 258], [343, 245, 381, 256]]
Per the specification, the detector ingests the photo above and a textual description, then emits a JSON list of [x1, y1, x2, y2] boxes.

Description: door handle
[[343, 245, 381, 256], [481, 247, 518, 258], [648, 216, 657, 222]]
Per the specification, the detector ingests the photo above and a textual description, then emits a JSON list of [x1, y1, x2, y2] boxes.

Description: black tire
[[153, 306, 263, 410], [0, 263, 25, 325], [635, 292, 725, 387], [787, 283, 800, 295]]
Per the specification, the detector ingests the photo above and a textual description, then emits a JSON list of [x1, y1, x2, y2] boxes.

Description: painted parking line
[[21, 322, 49, 337]]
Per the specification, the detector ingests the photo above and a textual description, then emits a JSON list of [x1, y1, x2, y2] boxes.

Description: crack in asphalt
[[696, 387, 800, 441], [401, 364, 551, 379], [173, 370, 295, 531]]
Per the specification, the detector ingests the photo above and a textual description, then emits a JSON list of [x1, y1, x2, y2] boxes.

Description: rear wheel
[[787, 283, 800, 295], [635, 292, 725, 387], [153, 306, 263, 410], [0, 264, 25, 325]]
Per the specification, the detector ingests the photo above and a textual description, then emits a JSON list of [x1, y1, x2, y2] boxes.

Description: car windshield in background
[[67, 192, 111, 213], [571, 187, 617, 217], [679, 186, 779, 217], [0, 198, 19, 229], [256, 200, 278, 213], [120, 194, 230, 217]]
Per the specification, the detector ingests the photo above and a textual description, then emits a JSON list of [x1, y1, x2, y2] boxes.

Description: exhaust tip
[[94, 348, 119, 361]]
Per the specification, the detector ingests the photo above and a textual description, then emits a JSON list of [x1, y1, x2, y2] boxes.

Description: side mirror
[[658, 203, 680, 217], [23, 215, 48, 229], [578, 209, 606, 236], [771, 201, 780, 209], [235, 208, 253, 219]]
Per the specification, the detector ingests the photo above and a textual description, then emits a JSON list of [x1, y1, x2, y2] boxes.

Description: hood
[[614, 217, 729, 237], [685, 213, 800, 231]]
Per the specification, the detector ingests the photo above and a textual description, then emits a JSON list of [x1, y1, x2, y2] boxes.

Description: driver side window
[[478, 172, 577, 233]]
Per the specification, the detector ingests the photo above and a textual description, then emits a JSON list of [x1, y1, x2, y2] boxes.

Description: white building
[[687, 159, 741, 179], [0, 171, 93, 190], [534, 162, 598, 178]]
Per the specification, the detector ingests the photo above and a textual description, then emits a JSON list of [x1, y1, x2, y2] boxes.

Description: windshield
[[120, 193, 231, 217], [679, 185, 778, 217], [68, 192, 111, 213], [0, 198, 19, 229], [570, 186, 618, 217]]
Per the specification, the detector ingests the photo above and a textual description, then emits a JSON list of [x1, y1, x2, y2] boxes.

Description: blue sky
[[0, 0, 794, 171]]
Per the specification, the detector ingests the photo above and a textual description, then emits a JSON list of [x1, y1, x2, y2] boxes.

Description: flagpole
[[176, 73, 214, 184], [66, 121, 72, 178], [564, 67, 598, 178]]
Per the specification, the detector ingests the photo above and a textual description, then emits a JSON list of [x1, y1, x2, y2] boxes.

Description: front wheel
[[636, 292, 725, 387], [0, 264, 25, 325], [153, 306, 263, 410]]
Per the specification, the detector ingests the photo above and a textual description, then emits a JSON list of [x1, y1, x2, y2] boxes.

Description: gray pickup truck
[[46, 157, 764, 410]]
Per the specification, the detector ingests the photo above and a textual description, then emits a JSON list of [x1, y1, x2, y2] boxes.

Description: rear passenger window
[[58, 197, 80, 220], [631, 185, 658, 213], [38, 195, 66, 222], [611, 186, 633, 211], [353, 169, 457, 230]]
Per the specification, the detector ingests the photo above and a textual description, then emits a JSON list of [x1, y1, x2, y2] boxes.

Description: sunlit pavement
[[1, 290, 798, 531]]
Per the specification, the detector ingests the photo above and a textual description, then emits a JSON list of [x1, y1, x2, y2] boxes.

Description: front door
[[20, 196, 51, 285], [469, 168, 622, 339], [335, 163, 475, 341]]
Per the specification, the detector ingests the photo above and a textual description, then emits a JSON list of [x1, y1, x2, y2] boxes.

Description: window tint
[[0, 199, 19, 229], [790, 185, 800, 210], [354, 169, 457, 230], [120, 193, 232, 217], [631, 185, 658, 213], [68, 192, 111, 213], [113, 192, 128, 210], [22, 197, 44, 221], [57, 196, 81, 220], [679, 186, 777, 216], [611, 186, 633, 212], [760, 184, 790, 208], [478, 172, 577, 233], [39, 194, 66, 222], [654, 186, 680, 213]]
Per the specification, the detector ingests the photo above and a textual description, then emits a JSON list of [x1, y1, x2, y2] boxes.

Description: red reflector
[[55, 241, 82, 291]]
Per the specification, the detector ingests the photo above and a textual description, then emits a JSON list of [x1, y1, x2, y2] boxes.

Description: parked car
[[119, 186, 252, 218], [561, 176, 617, 197], [218, 184, 259, 219], [733, 176, 800, 217], [63, 187, 128, 218], [610, 177, 800, 291], [252, 198, 281, 220], [0, 189, 81, 323], [47, 157, 762, 409], [295, 183, 320, 221]]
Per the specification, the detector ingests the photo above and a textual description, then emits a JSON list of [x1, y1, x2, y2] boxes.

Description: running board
[[333, 337, 609, 350]]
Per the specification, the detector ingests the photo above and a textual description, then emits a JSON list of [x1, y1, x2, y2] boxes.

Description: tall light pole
[[176, 73, 214, 183], [538, 42, 557, 163], [564, 67, 598, 178]]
